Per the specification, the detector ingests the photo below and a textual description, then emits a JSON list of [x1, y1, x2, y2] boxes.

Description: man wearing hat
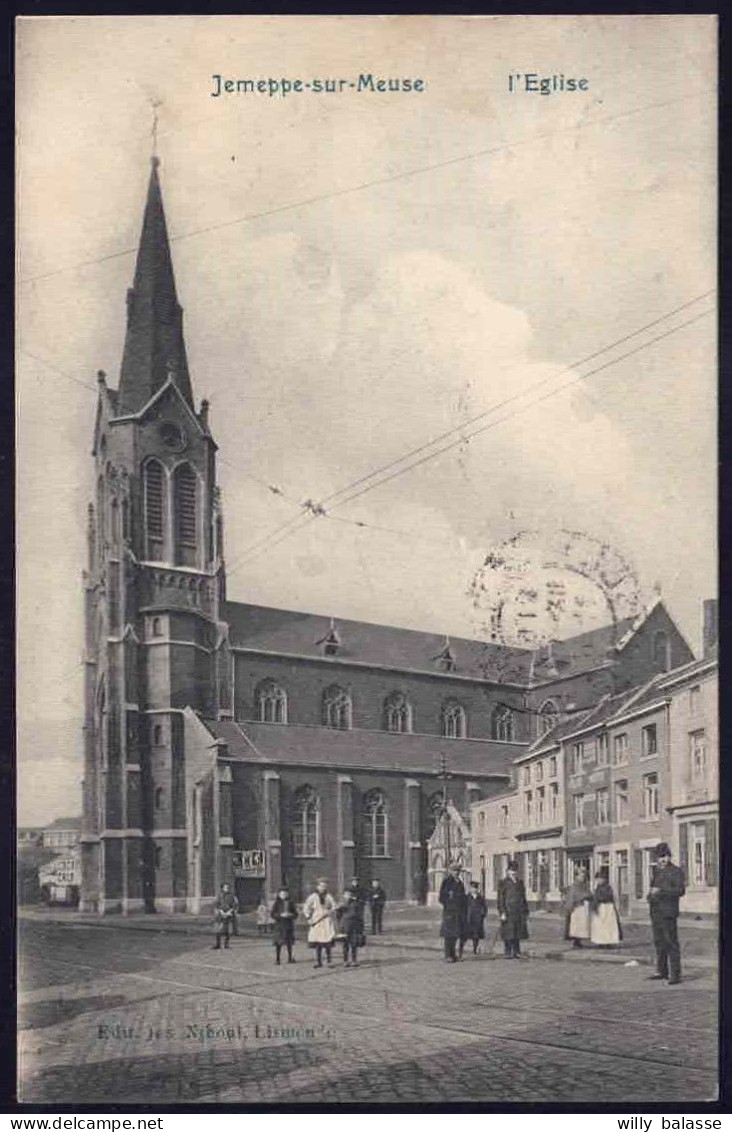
[[647, 842, 686, 985], [497, 858, 529, 958], [439, 863, 467, 962]]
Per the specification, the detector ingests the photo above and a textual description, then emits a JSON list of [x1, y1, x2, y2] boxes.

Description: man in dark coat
[[460, 880, 487, 956], [439, 865, 467, 962], [270, 885, 298, 965], [647, 842, 686, 984], [496, 859, 529, 958], [368, 879, 387, 934]]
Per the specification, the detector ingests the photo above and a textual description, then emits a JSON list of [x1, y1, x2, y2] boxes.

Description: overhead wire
[[18, 89, 704, 287], [224, 298, 714, 576]]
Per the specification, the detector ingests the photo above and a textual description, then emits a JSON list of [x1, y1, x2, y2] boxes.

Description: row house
[[660, 654, 718, 913], [472, 719, 571, 909], [562, 679, 672, 916], [472, 646, 718, 918]]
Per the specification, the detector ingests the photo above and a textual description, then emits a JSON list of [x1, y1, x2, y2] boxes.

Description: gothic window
[[292, 786, 320, 857], [121, 498, 130, 542], [173, 463, 198, 567], [144, 460, 165, 560], [154, 786, 164, 811], [441, 699, 466, 739], [322, 685, 352, 729], [363, 789, 388, 857], [653, 631, 670, 672], [492, 705, 514, 742], [152, 617, 163, 637], [539, 699, 558, 735], [384, 692, 412, 733], [256, 679, 287, 724]]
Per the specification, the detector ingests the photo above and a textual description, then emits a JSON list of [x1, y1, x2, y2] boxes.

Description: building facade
[[562, 680, 673, 916], [80, 160, 695, 913], [42, 818, 81, 852], [471, 732, 567, 909], [662, 655, 718, 914], [472, 649, 718, 918]]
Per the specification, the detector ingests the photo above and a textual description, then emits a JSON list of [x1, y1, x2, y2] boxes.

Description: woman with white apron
[[589, 867, 623, 947], [563, 866, 592, 949]]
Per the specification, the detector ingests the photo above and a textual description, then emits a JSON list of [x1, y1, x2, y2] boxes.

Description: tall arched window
[[441, 699, 466, 739], [173, 463, 198, 567], [363, 789, 388, 857], [384, 692, 412, 733], [539, 699, 558, 735], [292, 786, 320, 857], [143, 460, 165, 560], [492, 705, 514, 741], [256, 679, 287, 724], [653, 630, 670, 672], [322, 685, 352, 730]]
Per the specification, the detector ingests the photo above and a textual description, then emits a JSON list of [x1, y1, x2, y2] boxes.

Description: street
[[18, 910, 718, 1106]]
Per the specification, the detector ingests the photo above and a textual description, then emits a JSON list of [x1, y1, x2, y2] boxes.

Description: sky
[[16, 15, 717, 825]]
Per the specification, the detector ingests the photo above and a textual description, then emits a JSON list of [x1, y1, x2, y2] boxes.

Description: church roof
[[117, 158, 194, 415], [222, 600, 668, 687], [44, 816, 81, 830], [223, 601, 532, 684], [201, 717, 521, 779], [529, 615, 637, 683]]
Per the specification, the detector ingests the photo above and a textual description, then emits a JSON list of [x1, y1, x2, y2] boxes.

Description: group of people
[[214, 876, 388, 968], [439, 841, 686, 983], [215, 841, 687, 984], [438, 862, 532, 961]]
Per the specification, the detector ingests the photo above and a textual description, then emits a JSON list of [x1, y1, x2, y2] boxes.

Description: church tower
[[80, 159, 228, 913]]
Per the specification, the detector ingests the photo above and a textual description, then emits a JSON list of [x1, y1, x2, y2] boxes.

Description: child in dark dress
[[270, 886, 297, 965]]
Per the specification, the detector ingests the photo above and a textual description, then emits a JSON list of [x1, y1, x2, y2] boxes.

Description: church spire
[[117, 157, 194, 415]]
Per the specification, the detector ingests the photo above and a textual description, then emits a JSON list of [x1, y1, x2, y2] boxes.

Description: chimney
[[702, 599, 718, 658]]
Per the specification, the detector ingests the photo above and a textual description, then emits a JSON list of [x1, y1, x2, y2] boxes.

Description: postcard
[[16, 14, 718, 1107]]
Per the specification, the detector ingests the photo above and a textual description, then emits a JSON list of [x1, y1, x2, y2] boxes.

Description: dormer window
[[316, 620, 341, 657], [434, 638, 457, 672]]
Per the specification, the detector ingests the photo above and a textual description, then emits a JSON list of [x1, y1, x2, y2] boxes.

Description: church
[[80, 160, 694, 914]]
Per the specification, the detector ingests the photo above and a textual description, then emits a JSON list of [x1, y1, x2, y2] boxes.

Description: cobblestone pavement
[[18, 920, 718, 1106]]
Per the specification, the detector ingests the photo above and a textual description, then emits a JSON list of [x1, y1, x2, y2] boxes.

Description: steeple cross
[[150, 98, 163, 159]]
